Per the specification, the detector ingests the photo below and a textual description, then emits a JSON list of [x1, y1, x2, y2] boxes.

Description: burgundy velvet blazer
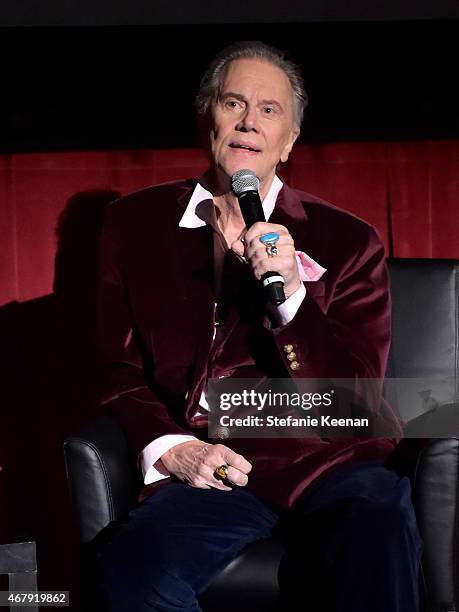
[[96, 179, 402, 510]]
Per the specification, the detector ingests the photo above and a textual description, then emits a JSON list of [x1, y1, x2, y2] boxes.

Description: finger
[[225, 466, 249, 487], [220, 448, 253, 474], [244, 222, 274, 239], [195, 448, 236, 490], [244, 223, 289, 243], [188, 472, 231, 491], [246, 246, 295, 269], [230, 238, 245, 257], [252, 260, 293, 282], [211, 479, 233, 491], [198, 466, 233, 490], [183, 474, 211, 490], [210, 476, 233, 491], [207, 445, 252, 475], [207, 463, 243, 488], [244, 239, 295, 262], [245, 240, 295, 262], [245, 231, 289, 250]]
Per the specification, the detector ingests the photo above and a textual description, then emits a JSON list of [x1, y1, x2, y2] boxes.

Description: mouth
[[228, 142, 261, 153]]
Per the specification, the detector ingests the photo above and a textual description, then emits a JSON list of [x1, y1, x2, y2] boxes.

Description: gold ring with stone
[[214, 464, 229, 480]]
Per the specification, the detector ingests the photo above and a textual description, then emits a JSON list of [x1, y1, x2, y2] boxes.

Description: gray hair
[[195, 41, 308, 129]]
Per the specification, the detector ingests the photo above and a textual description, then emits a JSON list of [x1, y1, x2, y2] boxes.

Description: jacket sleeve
[[271, 225, 391, 380], [95, 202, 196, 458], [267, 225, 401, 436]]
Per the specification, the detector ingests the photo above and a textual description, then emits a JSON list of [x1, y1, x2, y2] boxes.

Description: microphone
[[231, 169, 286, 305]]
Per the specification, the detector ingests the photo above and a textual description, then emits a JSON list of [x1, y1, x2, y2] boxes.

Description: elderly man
[[97, 41, 423, 611]]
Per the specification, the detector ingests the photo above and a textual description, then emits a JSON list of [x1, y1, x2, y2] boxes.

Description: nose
[[236, 105, 259, 132]]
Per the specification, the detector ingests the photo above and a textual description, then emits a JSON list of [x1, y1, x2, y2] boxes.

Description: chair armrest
[[63, 416, 141, 544], [386, 430, 459, 612], [412, 437, 459, 611]]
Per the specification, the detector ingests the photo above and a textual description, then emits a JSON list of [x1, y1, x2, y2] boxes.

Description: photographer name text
[[219, 415, 369, 428]]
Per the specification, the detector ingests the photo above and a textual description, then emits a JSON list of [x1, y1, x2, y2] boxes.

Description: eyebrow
[[220, 92, 284, 110]]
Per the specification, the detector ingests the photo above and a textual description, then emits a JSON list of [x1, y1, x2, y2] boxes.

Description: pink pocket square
[[295, 251, 327, 282]]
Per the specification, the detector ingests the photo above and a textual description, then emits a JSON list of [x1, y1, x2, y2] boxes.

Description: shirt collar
[[178, 175, 284, 228]]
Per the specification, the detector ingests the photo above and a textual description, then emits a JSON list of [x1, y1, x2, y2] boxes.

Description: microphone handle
[[238, 190, 265, 227], [238, 190, 286, 305]]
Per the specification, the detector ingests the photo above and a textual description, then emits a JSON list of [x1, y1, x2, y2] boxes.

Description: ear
[[280, 127, 300, 163]]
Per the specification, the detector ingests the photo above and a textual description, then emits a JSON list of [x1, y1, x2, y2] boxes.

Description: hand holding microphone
[[231, 169, 301, 305]]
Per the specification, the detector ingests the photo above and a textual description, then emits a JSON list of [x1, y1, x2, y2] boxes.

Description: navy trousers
[[99, 460, 423, 612]]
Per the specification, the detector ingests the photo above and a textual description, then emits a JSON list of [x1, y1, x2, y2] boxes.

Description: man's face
[[204, 58, 300, 190]]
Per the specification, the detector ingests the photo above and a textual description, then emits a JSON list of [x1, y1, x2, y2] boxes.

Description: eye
[[263, 106, 275, 115], [225, 99, 242, 110]]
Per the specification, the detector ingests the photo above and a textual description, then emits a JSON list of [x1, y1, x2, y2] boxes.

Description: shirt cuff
[[276, 282, 307, 326], [140, 434, 198, 485]]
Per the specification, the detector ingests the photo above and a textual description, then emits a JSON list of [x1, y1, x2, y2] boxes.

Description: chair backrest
[[386, 258, 459, 421]]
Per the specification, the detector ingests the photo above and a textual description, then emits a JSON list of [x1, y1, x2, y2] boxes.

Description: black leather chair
[[64, 259, 459, 612]]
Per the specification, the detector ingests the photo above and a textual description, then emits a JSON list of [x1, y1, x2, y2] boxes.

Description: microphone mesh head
[[231, 169, 260, 196]]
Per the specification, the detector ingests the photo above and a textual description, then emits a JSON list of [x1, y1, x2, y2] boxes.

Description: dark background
[[1, 19, 458, 152], [1, 0, 458, 26]]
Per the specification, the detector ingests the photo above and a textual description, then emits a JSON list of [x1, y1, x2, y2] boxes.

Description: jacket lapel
[[175, 187, 217, 423], [268, 182, 310, 253]]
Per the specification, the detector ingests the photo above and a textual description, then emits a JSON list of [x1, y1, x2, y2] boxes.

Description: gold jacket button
[[289, 361, 300, 370], [283, 344, 294, 353], [286, 352, 297, 361]]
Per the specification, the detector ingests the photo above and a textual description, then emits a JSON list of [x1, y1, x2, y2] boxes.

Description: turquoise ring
[[260, 232, 280, 257], [259, 232, 280, 245]]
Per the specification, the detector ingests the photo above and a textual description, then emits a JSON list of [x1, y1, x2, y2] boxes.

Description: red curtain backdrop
[[1, 139, 458, 306]]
